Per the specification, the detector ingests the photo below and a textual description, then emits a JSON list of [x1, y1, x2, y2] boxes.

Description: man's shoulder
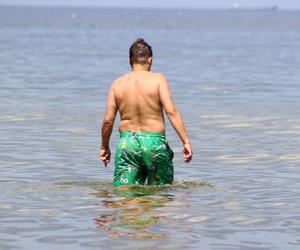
[[145, 72, 167, 84], [153, 72, 168, 86], [149, 72, 165, 77], [150, 72, 166, 80], [111, 72, 167, 85], [111, 73, 130, 86]]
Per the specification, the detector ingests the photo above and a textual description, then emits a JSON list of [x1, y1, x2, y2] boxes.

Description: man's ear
[[147, 57, 153, 65], [128, 58, 133, 68]]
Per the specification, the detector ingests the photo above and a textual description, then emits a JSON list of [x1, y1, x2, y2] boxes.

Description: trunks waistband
[[120, 131, 166, 138]]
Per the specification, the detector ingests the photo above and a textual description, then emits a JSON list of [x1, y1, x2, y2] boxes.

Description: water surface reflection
[[94, 185, 180, 240]]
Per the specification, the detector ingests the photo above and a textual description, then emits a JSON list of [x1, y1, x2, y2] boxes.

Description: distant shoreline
[[0, 4, 300, 12]]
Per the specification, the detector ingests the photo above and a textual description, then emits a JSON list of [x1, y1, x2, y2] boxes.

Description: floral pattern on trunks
[[114, 131, 174, 187]]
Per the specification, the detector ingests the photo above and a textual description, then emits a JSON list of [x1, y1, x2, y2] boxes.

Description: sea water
[[0, 6, 300, 249]]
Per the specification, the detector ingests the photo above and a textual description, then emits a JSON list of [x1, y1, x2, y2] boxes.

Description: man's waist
[[119, 131, 165, 138]]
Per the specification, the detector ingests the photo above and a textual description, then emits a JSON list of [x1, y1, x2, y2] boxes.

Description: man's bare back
[[113, 70, 165, 133]]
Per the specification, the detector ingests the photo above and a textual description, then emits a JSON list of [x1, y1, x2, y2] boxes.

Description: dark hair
[[129, 38, 152, 65]]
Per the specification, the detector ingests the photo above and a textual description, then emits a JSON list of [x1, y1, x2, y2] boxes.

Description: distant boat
[[230, 5, 278, 11]]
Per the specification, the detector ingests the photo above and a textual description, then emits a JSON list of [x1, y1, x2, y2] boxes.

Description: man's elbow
[[166, 109, 178, 118], [102, 119, 114, 127]]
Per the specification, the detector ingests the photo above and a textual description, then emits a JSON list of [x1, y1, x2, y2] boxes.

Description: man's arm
[[99, 84, 118, 167], [158, 73, 192, 163]]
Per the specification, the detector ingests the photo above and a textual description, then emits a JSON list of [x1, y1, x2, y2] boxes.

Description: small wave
[[218, 153, 270, 164], [56, 180, 113, 190], [279, 154, 300, 162], [0, 116, 26, 122], [172, 179, 213, 188], [222, 123, 255, 128], [56, 179, 213, 191], [0, 179, 212, 194]]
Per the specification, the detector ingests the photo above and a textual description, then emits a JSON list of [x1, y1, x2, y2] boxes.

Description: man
[[99, 38, 192, 187]]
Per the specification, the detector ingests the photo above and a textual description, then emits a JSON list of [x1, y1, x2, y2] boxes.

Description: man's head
[[129, 38, 153, 67]]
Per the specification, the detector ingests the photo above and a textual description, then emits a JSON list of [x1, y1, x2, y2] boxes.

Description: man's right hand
[[99, 149, 111, 167], [183, 143, 192, 163]]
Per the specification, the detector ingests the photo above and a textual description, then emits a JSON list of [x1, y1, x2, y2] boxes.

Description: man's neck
[[132, 64, 151, 72]]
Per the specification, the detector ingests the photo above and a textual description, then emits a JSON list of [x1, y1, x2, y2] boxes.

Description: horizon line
[[1, 4, 300, 11]]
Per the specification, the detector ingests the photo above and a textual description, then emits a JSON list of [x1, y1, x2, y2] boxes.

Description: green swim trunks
[[114, 131, 174, 187]]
